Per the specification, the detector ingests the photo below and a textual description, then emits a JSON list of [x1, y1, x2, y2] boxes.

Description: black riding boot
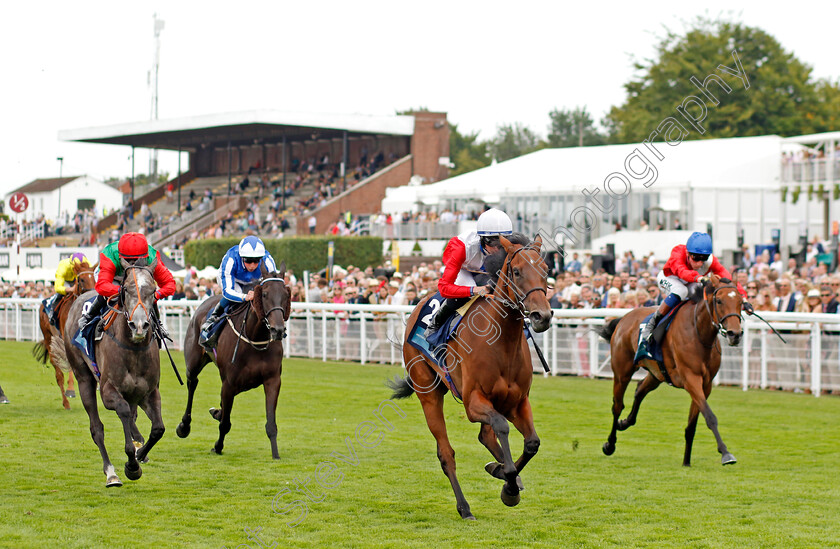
[[200, 302, 226, 348], [424, 297, 469, 339], [641, 301, 672, 345], [78, 294, 106, 331]]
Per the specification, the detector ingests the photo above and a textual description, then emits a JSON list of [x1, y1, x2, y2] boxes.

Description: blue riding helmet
[[686, 232, 713, 255]]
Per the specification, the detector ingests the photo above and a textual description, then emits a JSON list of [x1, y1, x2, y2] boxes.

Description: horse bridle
[[695, 283, 743, 348], [496, 245, 547, 317], [112, 264, 156, 337], [74, 268, 96, 296], [252, 276, 286, 336], [239, 276, 288, 348]]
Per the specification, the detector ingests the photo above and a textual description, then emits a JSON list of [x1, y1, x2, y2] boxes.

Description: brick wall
[[410, 111, 449, 184], [297, 156, 413, 234]]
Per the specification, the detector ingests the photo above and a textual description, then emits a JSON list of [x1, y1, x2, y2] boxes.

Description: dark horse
[[390, 235, 553, 519], [64, 260, 165, 487], [177, 262, 290, 459], [33, 259, 97, 409], [598, 274, 744, 466]]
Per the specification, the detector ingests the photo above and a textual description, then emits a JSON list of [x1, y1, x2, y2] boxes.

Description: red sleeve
[[665, 246, 700, 283], [95, 254, 120, 298], [152, 256, 176, 299], [437, 237, 472, 299]]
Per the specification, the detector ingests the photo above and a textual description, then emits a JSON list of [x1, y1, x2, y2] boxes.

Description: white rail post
[[15, 303, 21, 341], [306, 310, 314, 359], [360, 313, 367, 365], [760, 327, 768, 389], [589, 328, 598, 379], [811, 322, 821, 397], [742, 322, 750, 391], [389, 316, 396, 365], [321, 310, 328, 362], [335, 313, 341, 361], [551, 318, 558, 376]]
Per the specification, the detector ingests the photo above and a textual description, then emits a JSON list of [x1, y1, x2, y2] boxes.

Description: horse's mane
[[482, 232, 532, 289]]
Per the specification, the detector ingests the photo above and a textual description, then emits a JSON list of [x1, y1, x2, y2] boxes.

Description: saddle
[[70, 297, 121, 378], [633, 301, 687, 385]]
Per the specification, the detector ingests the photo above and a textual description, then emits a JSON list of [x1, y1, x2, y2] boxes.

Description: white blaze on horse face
[[728, 291, 736, 298]]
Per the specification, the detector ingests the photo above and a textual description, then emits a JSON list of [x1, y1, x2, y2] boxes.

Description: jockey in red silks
[[641, 231, 749, 345], [78, 232, 176, 334], [423, 208, 512, 338]]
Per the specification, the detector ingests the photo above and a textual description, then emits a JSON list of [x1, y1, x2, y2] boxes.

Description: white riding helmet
[[476, 208, 513, 236], [238, 236, 266, 258]]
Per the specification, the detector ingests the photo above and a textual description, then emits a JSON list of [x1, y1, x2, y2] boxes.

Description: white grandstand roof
[[59, 110, 416, 145], [386, 135, 784, 209]]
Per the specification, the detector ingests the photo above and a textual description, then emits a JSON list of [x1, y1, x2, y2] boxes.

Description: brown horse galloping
[[177, 262, 291, 459], [391, 235, 552, 519], [598, 274, 744, 466], [32, 260, 96, 409]]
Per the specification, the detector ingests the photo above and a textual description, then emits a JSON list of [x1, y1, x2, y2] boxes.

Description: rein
[[694, 284, 742, 351]]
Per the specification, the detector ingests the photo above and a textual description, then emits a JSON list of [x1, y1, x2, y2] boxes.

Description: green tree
[[547, 106, 606, 147], [605, 18, 840, 143], [449, 123, 490, 176], [489, 123, 543, 162]]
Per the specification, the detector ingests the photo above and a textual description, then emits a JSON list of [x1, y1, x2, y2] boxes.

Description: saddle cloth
[[633, 301, 687, 384]]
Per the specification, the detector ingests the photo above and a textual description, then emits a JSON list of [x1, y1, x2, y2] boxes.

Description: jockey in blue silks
[[199, 236, 277, 348]]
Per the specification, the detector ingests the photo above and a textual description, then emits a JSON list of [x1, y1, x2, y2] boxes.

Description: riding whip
[[747, 310, 788, 344], [231, 307, 250, 364], [527, 326, 551, 373], [152, 312, 184, 385]]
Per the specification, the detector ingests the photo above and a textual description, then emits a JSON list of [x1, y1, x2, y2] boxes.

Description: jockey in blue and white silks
[[199, 236, 277, 347]]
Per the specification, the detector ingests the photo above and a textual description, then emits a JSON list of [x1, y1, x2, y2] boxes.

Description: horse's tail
[[49, 336, 71, 373], [385, 375, 415, 400], [32, 341, 49, 365], [596, 318, 621, 343]]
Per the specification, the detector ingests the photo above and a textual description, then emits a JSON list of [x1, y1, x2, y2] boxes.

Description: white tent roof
[[383, 135, 784, 212]]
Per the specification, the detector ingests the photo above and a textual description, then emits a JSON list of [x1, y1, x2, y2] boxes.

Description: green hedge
[[184, 236, 384, 274]]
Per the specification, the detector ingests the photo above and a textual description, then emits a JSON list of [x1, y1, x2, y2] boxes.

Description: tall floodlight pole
[[149, 14, 165, 184]]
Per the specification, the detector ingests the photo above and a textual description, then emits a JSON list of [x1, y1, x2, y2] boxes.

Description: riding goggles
[[689, 253, 710, 262]]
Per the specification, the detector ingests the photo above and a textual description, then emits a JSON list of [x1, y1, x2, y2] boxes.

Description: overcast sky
[[2, 1, 838, 197]]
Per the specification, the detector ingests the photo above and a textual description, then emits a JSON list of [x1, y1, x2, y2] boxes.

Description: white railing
[[781, 158, 840, 184], [3, 299, 838, 397]]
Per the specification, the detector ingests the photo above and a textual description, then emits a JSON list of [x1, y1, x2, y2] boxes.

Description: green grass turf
[[0, 340, 839, 548]]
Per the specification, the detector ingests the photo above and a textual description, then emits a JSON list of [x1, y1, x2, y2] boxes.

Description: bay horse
[[390, 234, 552, 519], [598, 274, 743, 466], [33, 259, 96, 409], [177, 262, 290, 459], [63, 260, 165, 487]]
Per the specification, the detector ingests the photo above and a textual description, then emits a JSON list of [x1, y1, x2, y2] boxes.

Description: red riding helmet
[[118, 232, 149, 258]]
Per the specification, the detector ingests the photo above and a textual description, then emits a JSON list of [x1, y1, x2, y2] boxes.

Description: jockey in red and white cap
[[641, 232, 747, 345], [424, 208, 512, 337]]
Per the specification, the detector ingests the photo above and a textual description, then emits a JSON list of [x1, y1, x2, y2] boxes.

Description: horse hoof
[[65, 390, 76, 398], [209, 408, 222, 422], [176, 422, 191, 438], [484, 462, 503, 479], [602, 442, 615, 456], [211, 446, 223, 455], [124, 464, 142, 481], [463, 514, 476, 521], [106, 476, 122, 488], [721, 453, 737, 465], [500, 486, 521, 507]]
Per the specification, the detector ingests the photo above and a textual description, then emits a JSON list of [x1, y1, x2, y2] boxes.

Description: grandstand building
[[59, 110, 449, 241], [382, 133, 840, 258]]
